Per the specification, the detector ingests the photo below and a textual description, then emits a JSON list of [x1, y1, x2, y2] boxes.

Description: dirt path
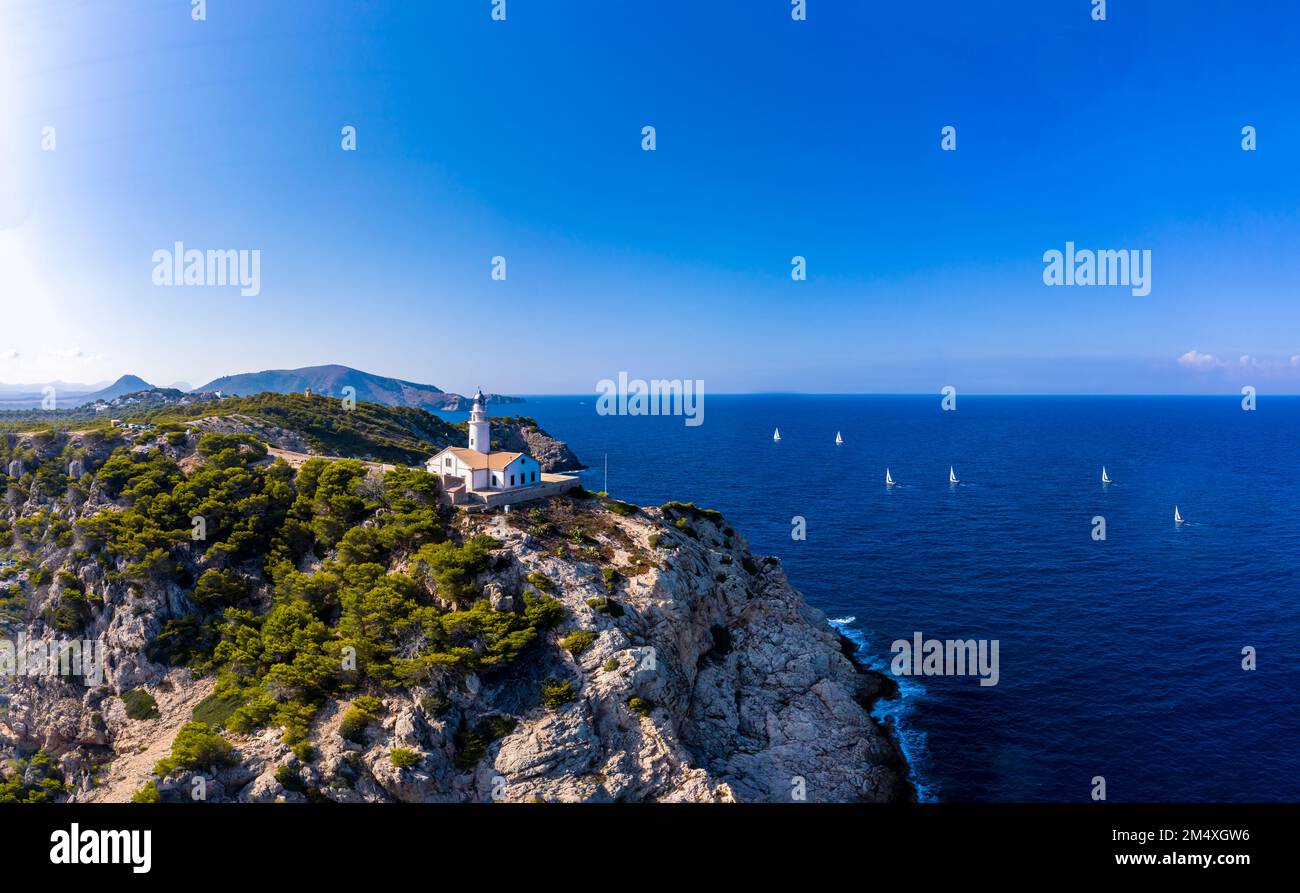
[[266, 447, 398, 473], [78, 674, 216, 803], [9, 429, 97, 437]]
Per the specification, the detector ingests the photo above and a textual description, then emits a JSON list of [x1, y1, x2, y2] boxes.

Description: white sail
[[949, 465, 959, 484], [1174, 506, 1183, 524], [1101, 466, 1112, 484], [835, 431, 843, 445], [885, 467, 895, 486], [773, 427, 781, 442]]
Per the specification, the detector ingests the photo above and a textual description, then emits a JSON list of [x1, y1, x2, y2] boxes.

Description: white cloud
[[1177, 352, 1300, 374], [0, 348, 17, 360], [39, 347, 106, 363], [1177, 350, 1218, 369]]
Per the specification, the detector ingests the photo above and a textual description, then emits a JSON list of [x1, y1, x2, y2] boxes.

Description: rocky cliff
[[0, 431, 909, 804], [489, 418, 585, 473]]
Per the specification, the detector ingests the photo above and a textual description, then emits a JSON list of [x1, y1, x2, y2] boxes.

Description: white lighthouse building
[[467, 389, 490, 452], [426, 389, 543, 498]]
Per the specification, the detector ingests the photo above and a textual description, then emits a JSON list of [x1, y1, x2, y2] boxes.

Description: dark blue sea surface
[[445, 396, 1300, 802]]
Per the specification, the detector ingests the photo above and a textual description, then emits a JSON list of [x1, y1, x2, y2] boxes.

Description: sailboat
[[949, 465, 960, 485], [835, 431, 843, 445], [885, 467, 896, 487], [772, 427, 781, 442], [1101, 466, 1113, 485], [1174, 506, 1184, 524]]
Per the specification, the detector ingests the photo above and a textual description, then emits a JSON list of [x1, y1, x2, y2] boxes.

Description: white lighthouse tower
[[427, 385, 569, 500], [467, 388, 490, 453]]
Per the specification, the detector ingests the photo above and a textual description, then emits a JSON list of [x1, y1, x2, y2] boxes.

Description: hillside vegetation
[[139, 393, 463, 464], [2, 430, 565, 779], [0, 420, 908, 803], [0, 391, 562, 467]]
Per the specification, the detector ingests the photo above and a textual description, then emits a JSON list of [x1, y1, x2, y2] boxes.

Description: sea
[[437, 395, 1300, 802]]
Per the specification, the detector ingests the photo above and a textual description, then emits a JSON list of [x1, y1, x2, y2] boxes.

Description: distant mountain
[[0, 379, 110, 395], [0, 387, 219, 431], [193, 364, 523, 411], [82, 375, 155, 404], [0, 375, 154, 410]]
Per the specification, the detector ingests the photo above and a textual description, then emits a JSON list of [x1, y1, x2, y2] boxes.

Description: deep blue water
[[444, 396, 1300, 802]]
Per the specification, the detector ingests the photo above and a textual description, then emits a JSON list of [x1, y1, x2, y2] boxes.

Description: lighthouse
[[467, 388, 490, 453], [427, 386, 566, 500]]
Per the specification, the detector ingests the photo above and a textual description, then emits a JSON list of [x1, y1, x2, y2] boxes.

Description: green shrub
[[741, 557, 759, 575], [130, 781, 160, 803], [122, 688, 160, 721], [600, 567, 619, 594], [0, 749, 66, 803], [147, 615, 222, 671], [454, 715, 517, 769], [607, 500, 637, 517], [275, 764, 307, 793], [540, 679, 576, 709], [420, 693, 451, 717], [602, 657, 619, 672], [154, 722, 236, 776], [526, 571, 555, 593], [561, 629, 596, 656], [192, 569, 247, 607], [389, 747, 421, 769], [192, 690, 244, 728], [585, 596, 624, 617], [414, 536, 499, 603], [352, 695, 383, 714], [339, 696, 384, 742], [662, 501, 724, 523], [628, 697, 654, 717]]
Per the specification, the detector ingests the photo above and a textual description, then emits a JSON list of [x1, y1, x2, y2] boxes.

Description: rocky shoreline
[[0, 430, 911, 803]]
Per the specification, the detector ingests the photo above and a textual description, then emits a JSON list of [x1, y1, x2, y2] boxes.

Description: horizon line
[[503, 391, 1300, 399]]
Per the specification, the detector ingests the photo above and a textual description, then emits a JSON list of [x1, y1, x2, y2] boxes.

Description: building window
[[531, 472, 536, 482], [509, 475, 515, 486]]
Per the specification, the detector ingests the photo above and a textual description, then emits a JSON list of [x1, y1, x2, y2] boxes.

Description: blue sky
[[2, 0, 1298, 394]]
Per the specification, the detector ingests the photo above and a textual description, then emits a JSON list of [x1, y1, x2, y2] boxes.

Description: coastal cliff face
[[490, 418, 585, 473], [0, 430, 908, 803]]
